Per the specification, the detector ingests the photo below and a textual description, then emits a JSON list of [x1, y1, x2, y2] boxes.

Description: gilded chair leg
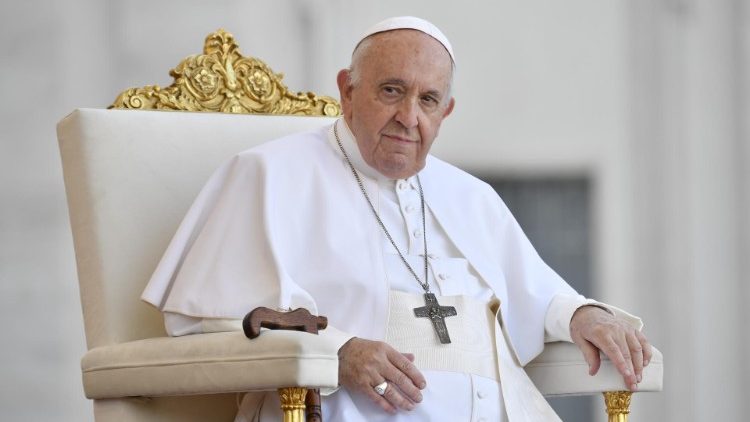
[[278, 387, 308, 422], [603, 391, 632, 422]]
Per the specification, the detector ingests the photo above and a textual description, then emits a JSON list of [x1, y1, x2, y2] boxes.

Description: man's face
[[337, 30, 455, 179]]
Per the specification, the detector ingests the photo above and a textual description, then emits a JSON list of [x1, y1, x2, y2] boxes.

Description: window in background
[[484, 176, 593, 422]]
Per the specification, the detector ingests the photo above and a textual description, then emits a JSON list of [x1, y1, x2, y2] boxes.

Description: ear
[[337, 69, 353, 104], [442, 97, 455, 119]]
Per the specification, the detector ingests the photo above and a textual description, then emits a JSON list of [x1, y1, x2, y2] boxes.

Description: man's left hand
[[569, 306, 652, 391]]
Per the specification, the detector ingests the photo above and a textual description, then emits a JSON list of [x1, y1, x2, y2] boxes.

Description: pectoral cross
[[413, 292, 457, 344]]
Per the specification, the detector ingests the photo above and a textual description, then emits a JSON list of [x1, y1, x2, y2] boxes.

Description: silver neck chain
[[333, 121, 431, 294]]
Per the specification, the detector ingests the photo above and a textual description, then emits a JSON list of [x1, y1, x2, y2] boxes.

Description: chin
[[375, 155, 424, 179], [382, 165, 419, 180]]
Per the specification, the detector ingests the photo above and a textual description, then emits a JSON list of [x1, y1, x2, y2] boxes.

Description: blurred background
[[1, 0, 747, 420]]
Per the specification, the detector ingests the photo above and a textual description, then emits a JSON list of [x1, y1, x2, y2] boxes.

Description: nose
[[395, 98, 419, 129]]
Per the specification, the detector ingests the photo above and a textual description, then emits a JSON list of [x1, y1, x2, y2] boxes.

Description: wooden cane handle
[[243, 307, 328, 339]]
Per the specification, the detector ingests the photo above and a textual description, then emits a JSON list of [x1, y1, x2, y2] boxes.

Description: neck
[[336, 118, 422, 181]]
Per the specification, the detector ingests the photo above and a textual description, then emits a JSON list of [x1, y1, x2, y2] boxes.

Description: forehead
[[356, 30, 453, 88]]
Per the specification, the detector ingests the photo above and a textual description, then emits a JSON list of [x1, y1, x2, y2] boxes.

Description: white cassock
[[142, 118, 641, 421]]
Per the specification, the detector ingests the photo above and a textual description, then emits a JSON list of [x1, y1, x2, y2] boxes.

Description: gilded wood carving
[[110, 29, 341, 116], [603, 391, 632, 422], [278, 387, 308, 422]]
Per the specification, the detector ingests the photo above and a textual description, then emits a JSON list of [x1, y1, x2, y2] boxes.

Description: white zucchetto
[[355, 16, 455, 64]]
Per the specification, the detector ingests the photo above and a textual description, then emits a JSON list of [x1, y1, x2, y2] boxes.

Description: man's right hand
[[338, 337, 426, 414]]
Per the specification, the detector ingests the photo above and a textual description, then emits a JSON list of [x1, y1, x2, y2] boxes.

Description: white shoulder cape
[[142, 123, 577, 365]]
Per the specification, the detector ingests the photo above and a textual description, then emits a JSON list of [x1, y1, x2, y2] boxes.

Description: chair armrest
[[525, 342, 663, 396], [81, 331, 339, 399]]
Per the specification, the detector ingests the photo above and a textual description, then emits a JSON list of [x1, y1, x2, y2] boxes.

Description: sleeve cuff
[[544, 294, 644, 343], [314, 325, 354, 396], [594, 301, 644, 331]]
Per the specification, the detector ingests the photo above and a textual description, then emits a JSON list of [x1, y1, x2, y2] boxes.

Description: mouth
[[382, 134, 418, 144]]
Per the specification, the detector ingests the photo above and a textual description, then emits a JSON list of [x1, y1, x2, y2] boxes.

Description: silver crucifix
[[413, 293, 457, 344]]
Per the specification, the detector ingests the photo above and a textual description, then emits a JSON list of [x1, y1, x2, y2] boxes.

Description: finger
[[602, 335, 637, 391], [578, 339, 602, 376], [616, 334, 638, 391], [364, 385, 398, 414], [388, 349, 426, 392], [626, 330, 644, 383], [383, 359, 425, 404], [393, 352, 426, 389], [636, 330, 653, 367], [402, 353, 415, 362], [381, 381, 416, 411]]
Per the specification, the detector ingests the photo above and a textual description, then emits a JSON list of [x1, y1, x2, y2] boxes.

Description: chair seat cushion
[[526, 342, 663, 396], [81, 330, 339, 399]]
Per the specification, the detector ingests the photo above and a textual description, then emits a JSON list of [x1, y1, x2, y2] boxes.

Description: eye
[[420, 95, 439, 109], [381, 85, 402, 96]]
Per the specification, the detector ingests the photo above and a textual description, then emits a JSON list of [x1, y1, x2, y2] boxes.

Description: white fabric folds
[[142, 120, 578, 366]]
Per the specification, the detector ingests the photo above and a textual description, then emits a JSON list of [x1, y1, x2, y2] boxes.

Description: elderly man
[[142, 16, 651, 421]]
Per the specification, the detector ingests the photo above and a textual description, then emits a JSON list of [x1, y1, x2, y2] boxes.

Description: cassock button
[[398, 181, 408, 191], [405, 204, 416, 213], [477, 390, 486, 399], [438, 273, 448, 280], [413, 229, 423, 238]]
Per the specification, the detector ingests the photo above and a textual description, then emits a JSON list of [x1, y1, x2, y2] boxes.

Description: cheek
[[417, 142, 432, 161], [418, 123, 440, 148]]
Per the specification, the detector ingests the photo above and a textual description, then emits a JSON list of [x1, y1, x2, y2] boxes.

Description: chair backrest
[[58, 108, 335, 349]]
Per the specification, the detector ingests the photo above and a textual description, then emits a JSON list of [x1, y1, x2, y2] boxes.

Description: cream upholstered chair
[[59, 30, 341, 422], [528, 343, 662, 421], [58, 30, 662, 422]]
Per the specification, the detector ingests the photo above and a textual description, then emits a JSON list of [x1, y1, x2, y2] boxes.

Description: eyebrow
[[379, 78, 407, 88]]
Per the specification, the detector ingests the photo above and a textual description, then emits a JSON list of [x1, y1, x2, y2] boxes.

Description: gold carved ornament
[[603, 391, 632, 422], [109, 29, 341, 117], [278, 387, 308, 422]]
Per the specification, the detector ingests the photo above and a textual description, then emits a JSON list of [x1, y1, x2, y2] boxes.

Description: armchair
[[58, 30, 661, 422]]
